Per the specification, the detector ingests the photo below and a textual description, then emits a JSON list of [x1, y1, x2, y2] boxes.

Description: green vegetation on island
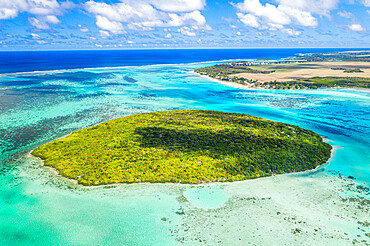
[[344, 68, 364, 73], [249, 77, 370, 90], [331, 67, 364, 73], [31, 110, 332, 186], [196, 63, 275, 76], [195, 51, 370, 89], [196, 64, 370, 89]]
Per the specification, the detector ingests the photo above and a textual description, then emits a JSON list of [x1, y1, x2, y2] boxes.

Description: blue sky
[[0, 0, 369, 50]]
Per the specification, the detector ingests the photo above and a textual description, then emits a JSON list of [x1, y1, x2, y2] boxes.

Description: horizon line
[[0, 47, 369, 52]]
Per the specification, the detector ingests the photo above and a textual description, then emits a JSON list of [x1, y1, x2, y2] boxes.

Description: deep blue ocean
[[0, 48, 369, 245], [0, 48, 366, 74]]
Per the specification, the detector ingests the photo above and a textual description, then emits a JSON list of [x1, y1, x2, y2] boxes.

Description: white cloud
[[278, 6, 317, 26], [234, 0, 325, 35], [96, 15, 125, 34], [281, 28, 301, 36], [28, 14, 61, 29], [99, 30, 110, 37], [44, 15, 60, 24], [237, 13, 260, 27], [0, 0, 74, 30], [151, 0, 205, 12], [337, 11, 353, 18], [222, 17, 234, 22], [60, 1, 75, 10], [95, 43, 103, 48], [78, 24, 89, 32], [191, 24, 212, 31], [27, 0, 60, 15], [0, 0, 28, 19], [0, 0, 73, 19], [362, 0, 370, 7], [236, 0, 291, 25], [30, 33, 40, 39], [236, 31, 241, 35], [84, 0, 208, 35], [0, 7, 20, 19], [165, 33, 172, 38], [167, 10, 206, 27], [349, 24, 365, 32], [276, 0, 338, 15], [268, 23, 283, 31], [29, 17, 50, 29], [178, 26, 196, 36], [266, 23, 301, 36]]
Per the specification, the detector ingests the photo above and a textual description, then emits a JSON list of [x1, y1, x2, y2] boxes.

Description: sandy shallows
[[234, 61, 370, 82], [172, 171, 370, 245]]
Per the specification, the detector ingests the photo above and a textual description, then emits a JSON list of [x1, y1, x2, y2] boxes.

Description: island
[[31, 110, 332, 186], [195, 51, 370, 89]]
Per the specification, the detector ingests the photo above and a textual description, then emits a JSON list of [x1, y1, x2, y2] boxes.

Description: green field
[[31, 110, 332, 186]]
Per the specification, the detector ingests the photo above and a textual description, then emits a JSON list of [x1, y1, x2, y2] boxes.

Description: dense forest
[[32, 110, 332, 186]]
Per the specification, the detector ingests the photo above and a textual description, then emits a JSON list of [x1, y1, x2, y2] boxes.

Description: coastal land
[[31, 110, 331, 186], [195, 51, 370, 89]]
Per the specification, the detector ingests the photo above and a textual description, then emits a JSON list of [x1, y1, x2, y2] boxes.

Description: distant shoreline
[[198, 72, 370, 90], [195, 60, 370, 90]]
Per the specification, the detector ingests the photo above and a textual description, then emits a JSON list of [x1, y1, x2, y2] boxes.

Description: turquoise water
[[0, 62, 369, 245], [183, 185, 229, 210]]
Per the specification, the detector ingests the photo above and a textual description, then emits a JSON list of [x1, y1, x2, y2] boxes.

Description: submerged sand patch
[[173, 172, 370, 245]]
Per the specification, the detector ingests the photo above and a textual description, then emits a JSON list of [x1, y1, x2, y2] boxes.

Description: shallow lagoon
[[0, 62, 369, 245]]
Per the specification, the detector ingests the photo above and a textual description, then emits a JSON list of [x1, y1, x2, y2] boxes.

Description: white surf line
[[0, 58, 287, 77]]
